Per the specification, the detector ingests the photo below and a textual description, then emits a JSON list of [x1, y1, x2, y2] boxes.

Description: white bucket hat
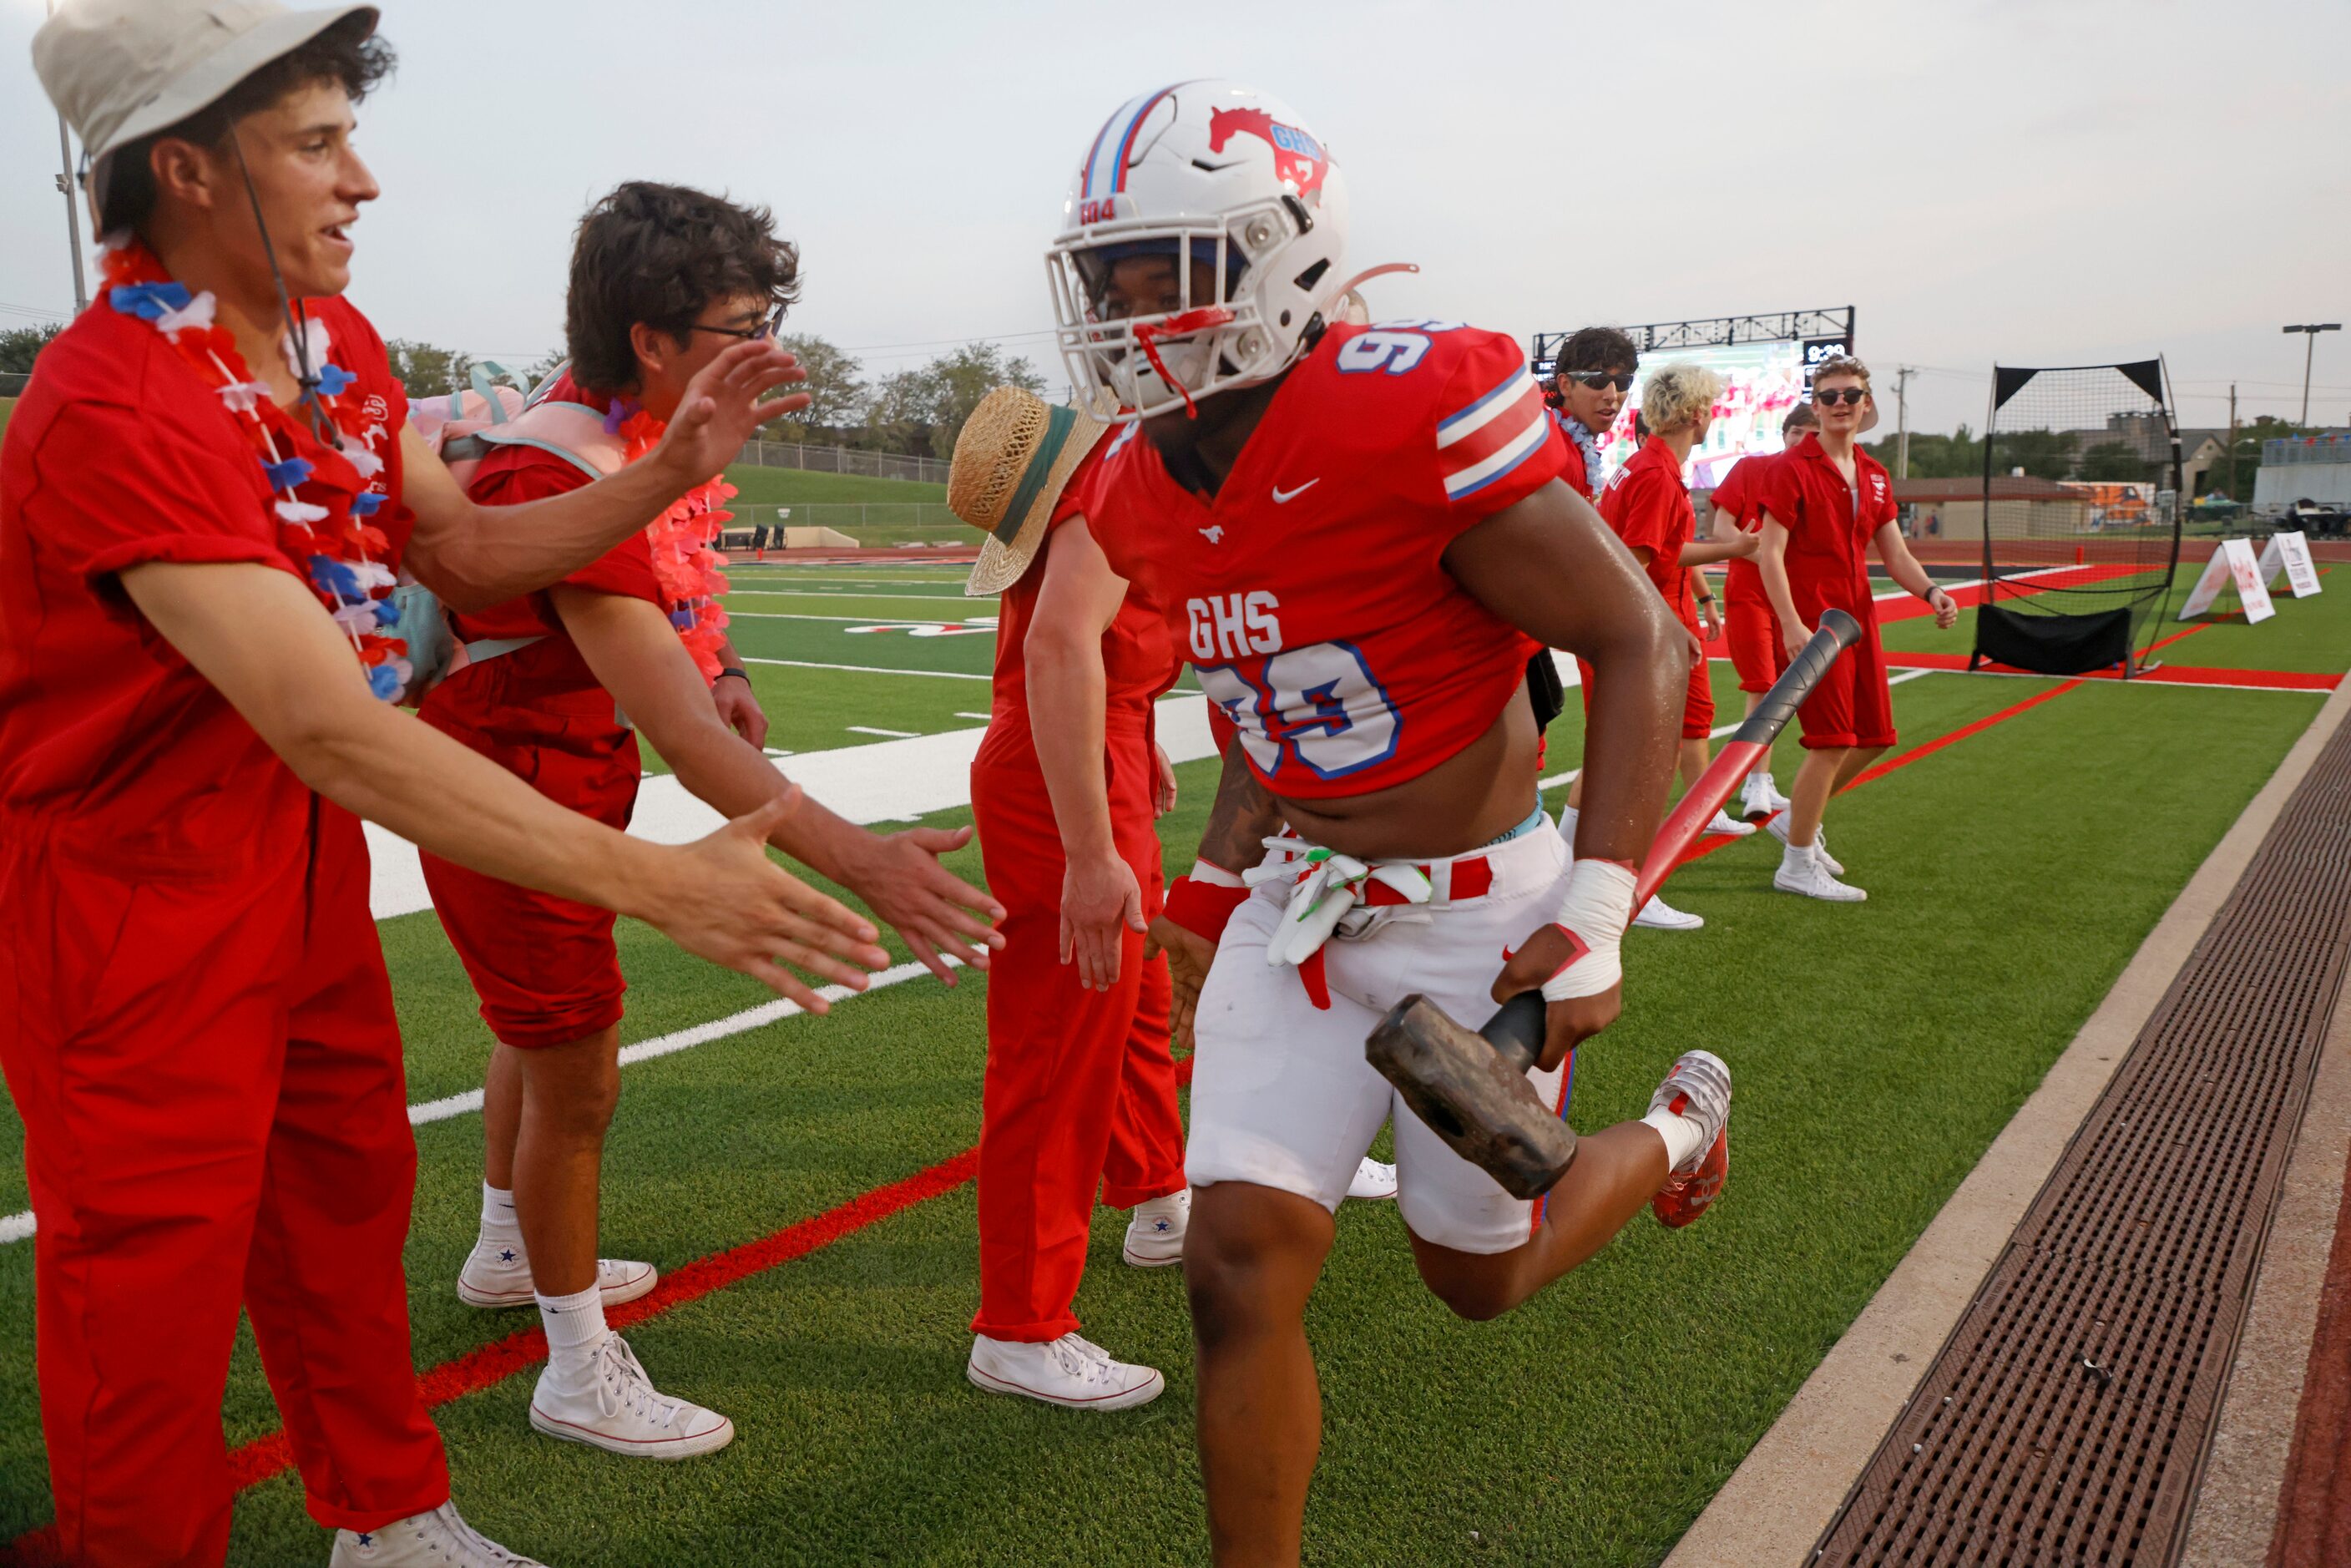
[[33, 0, 378, 220]]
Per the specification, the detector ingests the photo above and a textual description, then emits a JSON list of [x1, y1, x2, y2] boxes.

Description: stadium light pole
[[2283, 323, 2340, 426], [46, 0, 88, 315]]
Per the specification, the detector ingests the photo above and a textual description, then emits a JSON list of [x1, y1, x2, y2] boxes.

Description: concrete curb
[[1664, 674, 2351, 1568]]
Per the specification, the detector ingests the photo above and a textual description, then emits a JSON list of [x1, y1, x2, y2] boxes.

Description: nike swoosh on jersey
[[1272, 479, 1320, 503]]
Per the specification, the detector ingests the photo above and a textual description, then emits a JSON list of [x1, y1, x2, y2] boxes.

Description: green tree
[[383, 339, 476, 400], [765, 332, 865, 440], [1865, 423, 1981, 479], [1994, 428, 2078, 481], [2078, 442, 2156, 483], [851, 341, 1046, 458], [0, 322, 64, 376]]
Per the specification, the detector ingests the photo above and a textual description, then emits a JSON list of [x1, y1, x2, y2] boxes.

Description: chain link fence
[[734, 438, 949, 486], [720, 503, 968, 550]]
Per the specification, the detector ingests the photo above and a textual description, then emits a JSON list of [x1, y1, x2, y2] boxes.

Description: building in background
[[2252, 431, 2351, 510]]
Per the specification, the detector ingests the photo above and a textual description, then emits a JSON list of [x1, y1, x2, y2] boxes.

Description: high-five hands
[[637, 789, 890, 1009], [655, 341, 811, 482], [835, 824, 1006, 985]]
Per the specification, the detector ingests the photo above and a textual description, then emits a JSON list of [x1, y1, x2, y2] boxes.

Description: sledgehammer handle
[[1482, 610, 1865, 1071]]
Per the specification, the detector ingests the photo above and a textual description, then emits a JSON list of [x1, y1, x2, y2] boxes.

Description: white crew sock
[[1559, 804, 1579, 852], [537, 1282, 608, 1389], [1641, 1105, 1707, 1171], [479, 1181, 522, 1248], [1780, 842, 1814, 872]]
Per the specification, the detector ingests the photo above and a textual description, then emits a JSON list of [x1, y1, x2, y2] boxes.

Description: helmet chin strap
[[1130, 306, 1235, 419], [230, 129, 336, 445]]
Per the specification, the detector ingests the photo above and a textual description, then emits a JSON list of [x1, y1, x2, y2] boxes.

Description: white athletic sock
[[1780, 841, 1814, 871], [537, 1282, 608, 1388], [479, 1181, 522, 1248], [1559, 804, 1579, 852], [1641, 1106, 1707, 1171]]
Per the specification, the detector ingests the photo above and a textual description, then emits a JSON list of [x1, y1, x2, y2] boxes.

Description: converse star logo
[[356, 1534, 374, 1547], [1272, 478, 1319, 503], [498, 1248, 516, 1262], [1200, 524, 1226, 544]]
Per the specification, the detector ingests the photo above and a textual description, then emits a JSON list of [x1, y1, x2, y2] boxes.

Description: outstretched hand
[[1145, 914, 1217, 1053], [641, 790, 892, 1008], [1492, 923, 1623, 1071], [656, 341, 811, 481], [836, 823, 1005, 984]]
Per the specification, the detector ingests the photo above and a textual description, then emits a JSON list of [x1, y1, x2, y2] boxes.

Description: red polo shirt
[[0, 295, 410, 867], [1758, 434, 1896, 619]]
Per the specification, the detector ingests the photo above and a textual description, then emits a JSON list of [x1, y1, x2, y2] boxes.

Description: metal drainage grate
[[1814, 707, 2351, 1567]]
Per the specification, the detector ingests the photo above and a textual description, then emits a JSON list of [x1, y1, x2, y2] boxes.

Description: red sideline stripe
[[1879, 650, 2339, 691]]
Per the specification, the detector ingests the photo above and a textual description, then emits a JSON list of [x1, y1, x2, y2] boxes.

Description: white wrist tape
[[1540, 859, 1637, 1002], [1188, 858, 1245, 889]]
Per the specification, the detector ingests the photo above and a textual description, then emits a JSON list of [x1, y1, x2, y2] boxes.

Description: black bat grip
[[1731, 608, 1862, 748], [1480, 990, 1549, 1075]]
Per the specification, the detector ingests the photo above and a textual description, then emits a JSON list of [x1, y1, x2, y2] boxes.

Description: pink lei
[[617, 409, 733, 680]]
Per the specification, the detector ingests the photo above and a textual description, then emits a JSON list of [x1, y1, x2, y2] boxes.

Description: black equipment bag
[[1972, 602, 2131, 675]]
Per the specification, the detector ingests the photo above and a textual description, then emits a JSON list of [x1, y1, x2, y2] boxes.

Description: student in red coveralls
[[5, 8, 887, 1565], [944, 390, 1187, 1408], [1755, 357, 1957, 901], [1706, 401, 1816, 818], [424, 183, 1004, 1459]]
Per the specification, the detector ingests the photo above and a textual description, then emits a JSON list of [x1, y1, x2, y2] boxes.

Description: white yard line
[[726, 590, 992, 603], [738, 657, 991, 681], [3, 956, 967, 1246], [724, 611, 994, 625], [847, 726, 921, 737]]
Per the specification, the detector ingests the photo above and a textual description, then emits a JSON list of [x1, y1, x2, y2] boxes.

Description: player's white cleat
[[1702, 809, 1757, 838], [967, 1333, 1165, 1411], [1632, 894, 1705, 931], [528, 1333, 735, 1459], [329, 1502, 544, 1567], [1647, 1050, 1732, 1229], [1773, 845, 1867, 903], [1347, 1158, 1399, 1201], [1122, 1189, 1189, 1267], [1765, 813, 1844, 875], [457, 1243, 656, 1311], [1740, 771, 1791, 817]]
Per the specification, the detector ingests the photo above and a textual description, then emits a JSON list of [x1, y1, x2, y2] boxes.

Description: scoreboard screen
[[1599, 339, 1812, 491]]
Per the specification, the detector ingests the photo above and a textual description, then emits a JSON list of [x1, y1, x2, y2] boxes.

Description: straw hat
[[34, 0, 379, 221], [949, 387, 1114, 598]]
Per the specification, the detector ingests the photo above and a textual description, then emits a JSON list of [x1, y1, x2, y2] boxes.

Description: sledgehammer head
[[1366, 993, 1576, 1200]]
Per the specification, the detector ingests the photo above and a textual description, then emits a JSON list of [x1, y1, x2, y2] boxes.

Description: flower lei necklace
[[100, 236, 411, 700], [612, 405, 734, 681]]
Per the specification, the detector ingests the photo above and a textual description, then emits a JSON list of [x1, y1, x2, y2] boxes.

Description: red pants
[[0, 800, 445, 1564], [968, 741, 1186, 1343]]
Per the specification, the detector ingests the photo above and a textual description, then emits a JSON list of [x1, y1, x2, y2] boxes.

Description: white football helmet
[[1047, 81, 1351, 420]]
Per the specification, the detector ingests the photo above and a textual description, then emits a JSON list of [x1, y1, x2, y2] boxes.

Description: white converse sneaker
[[527, 1333, 735, 1459], [1764, 813, 1844, 875], [967, 1332, 1164, 1411], [1773, 847, 1867, 902], [457, 1242, 656, 1311], [1702, 809, 1757, 838], [1347, 1158, 1399, 1201], [330, 1502, 544, 1566], [1631, 894, 1705, 931], [1122, 1190, 1189, 1267], [1741, 771, 1792, 817]]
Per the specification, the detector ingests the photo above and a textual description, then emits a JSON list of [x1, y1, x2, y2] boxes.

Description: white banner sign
[[2255, 530, 2324, 599], [2177, 538, 2276, 624]]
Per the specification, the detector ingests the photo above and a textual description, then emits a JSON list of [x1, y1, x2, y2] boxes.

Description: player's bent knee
[[1408, 1247, 1526, 1323], [1183, 1183, 1333, 1340]]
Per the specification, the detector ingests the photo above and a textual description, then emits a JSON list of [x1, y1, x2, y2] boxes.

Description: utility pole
[[47, 0, 86, 314], [2224, 383, 2238, 500], [1893, 366, 1914, 478], [2283, 323, 2342, 426]]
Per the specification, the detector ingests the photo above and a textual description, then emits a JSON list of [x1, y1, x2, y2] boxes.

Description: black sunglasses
[[1813, 387, 1869, 407], [690, 307, 784, 342], [1560, 371, 1635, 392]]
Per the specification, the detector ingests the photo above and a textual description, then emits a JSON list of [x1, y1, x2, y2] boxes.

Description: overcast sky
[[4, 0, 2346, 435]]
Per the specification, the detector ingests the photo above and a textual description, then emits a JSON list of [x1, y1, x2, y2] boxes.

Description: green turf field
[[721, 464, 945, 505], [0, 559, 2343, 1564]]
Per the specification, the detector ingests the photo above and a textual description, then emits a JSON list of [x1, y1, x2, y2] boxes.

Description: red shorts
[[1795, 605, 1896, 751], [420, 721, 642, 1049], [1574, 645, 1713, 740], [1726, 590, 1787, 695]]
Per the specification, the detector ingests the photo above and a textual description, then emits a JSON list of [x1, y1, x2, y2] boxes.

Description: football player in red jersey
[[1045, 82, 1735, 1565], [1755, 357, 1956, 900], [1707, 401, 1817, 817]]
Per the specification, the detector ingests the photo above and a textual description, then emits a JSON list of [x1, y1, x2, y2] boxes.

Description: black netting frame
[[1970, 358, 2184, 677]]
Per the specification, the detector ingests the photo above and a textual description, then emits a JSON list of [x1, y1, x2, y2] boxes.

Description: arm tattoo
[[1195, 739, 1284, 876]]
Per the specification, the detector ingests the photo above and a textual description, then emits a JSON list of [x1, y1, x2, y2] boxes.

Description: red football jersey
[[1072, 321, 1562, 800]]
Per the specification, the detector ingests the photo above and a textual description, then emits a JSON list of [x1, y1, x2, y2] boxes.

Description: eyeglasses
[[1560, 371, 1635, 392], [690, 307, 784, 342], [1813, 387, 1869, 407]]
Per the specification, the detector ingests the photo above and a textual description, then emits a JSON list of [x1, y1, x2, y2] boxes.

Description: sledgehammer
[[1364, 609, 1863, 1199]]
